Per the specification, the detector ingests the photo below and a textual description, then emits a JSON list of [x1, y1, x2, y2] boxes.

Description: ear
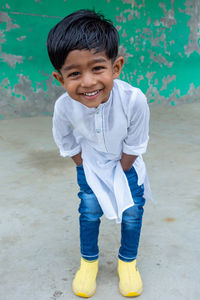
[[112, 56, 124, 79], [52, 71, 64, 86]]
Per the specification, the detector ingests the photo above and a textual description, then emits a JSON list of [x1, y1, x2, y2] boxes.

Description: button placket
[[95, 107, 104, 146], [95, 108, 100, 114]]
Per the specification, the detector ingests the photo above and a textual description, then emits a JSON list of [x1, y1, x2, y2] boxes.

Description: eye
[[68, 71, 80, 77], [93, 66, 105, 71]]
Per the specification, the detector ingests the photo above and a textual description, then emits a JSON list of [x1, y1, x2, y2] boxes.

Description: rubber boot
[[72, 258, 98, 298], [118, 258, 143, 297]]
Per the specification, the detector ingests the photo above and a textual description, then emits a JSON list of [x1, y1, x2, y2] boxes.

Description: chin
[[85, 103, 98, 108]]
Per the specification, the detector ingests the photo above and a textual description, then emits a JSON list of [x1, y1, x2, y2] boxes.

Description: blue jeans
[[76, 165, 145, 262]]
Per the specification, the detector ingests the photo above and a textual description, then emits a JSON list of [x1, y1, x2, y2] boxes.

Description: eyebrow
[[63, 58, 107, 72]]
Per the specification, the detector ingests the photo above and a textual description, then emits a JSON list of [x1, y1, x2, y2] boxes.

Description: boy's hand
[[72, 152, 83, 166], [120, 153, 137, 171]]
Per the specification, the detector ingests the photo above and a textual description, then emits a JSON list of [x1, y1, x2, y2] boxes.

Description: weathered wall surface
[[0, 0, 200, 119]]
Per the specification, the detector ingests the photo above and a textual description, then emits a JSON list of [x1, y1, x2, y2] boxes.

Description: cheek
[[64, 82, 75, 93], [103, 74, 114, 86], [106, 77, 114, 90]]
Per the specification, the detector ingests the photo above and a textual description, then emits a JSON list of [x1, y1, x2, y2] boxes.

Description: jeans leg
[[118, 167, 146, 262], [77, 166, 103, 261]]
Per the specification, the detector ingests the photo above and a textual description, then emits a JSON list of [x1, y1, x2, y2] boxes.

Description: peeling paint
[[159, 0, 177, 28], [137, 75, 144, 86], [0, 0, 200, 119], [0, 11, 20, 32], [160, 75, 176, 91], [122, 0, 145, 9], [17, 35, 26, 41], [0, 74, 64, 118], [1, 52, 24, 68], [119, 44, 133, 60], [121, 29, 127, 37], [148, 50, 173, 68], [180, 0, 200, 57]]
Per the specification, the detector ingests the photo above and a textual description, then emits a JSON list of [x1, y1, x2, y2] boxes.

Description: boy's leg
[[118, 166, 145, 297], [119, 166, 145, 262], [76, 165, 103, 261], [79, 193, 103, 261], [73, 165, 103, 297]]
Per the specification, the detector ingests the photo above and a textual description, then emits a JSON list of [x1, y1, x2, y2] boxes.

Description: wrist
[[120, 162, 132, 171], [72, 152, 83, 166], [120, 153, 137, 171]]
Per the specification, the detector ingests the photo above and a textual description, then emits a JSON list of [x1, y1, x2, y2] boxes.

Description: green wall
[[0, 0, 200, 119]]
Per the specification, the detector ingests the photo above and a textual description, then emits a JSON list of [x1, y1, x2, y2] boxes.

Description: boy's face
[[52, 49, 124, 108]]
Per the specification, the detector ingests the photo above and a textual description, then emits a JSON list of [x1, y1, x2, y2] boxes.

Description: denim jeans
[[76, 165, 145, 262]]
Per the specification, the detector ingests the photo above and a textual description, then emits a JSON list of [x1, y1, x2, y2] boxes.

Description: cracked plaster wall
[[0, 0, 200, 119]]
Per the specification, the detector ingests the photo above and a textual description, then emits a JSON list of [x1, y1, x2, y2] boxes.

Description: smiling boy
[[47, 9, 151, 298], [53, 49, 122, 109]]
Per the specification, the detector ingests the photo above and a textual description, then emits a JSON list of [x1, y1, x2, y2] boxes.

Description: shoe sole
[[72, 285, 96, 298], [119, 285, 143, 297]]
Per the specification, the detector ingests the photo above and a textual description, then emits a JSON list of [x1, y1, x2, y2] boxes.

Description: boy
[[47, 9, 151, 298]]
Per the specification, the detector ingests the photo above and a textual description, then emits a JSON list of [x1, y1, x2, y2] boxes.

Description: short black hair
[[47, 9, 119, 71]]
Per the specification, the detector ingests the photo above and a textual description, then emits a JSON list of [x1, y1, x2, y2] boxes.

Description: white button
[[95, 109, 100, 114], [96, 129, 101, 133]]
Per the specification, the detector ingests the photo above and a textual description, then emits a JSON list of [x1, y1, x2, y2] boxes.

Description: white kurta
[[53, 79, 152, 223]]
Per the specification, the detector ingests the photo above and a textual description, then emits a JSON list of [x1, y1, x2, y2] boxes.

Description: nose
[[81, 72, 96, 88]]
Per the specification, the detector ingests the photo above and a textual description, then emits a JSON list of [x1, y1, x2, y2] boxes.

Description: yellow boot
[[118, 259, 143, 297], [72, 258, 98, 298]]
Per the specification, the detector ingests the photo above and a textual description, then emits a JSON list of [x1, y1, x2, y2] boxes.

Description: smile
[[83, 90, 101, 96]]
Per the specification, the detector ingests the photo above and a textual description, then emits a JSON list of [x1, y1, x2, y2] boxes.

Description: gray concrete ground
[[0, 103, 200, 300]]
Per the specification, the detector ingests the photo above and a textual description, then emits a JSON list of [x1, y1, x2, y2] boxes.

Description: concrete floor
[[0, 103, 200, 300]]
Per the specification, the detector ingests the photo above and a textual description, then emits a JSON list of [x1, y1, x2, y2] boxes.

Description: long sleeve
[[122, 89, 150, 156], [52, 100, 81, 157]]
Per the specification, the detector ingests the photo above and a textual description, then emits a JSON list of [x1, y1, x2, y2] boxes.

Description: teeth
[[84, 90, 99, 96]]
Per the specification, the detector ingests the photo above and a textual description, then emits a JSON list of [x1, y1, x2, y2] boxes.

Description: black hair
[[47, 9, 119, 71]]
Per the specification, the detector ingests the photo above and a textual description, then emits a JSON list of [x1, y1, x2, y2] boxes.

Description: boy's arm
[[120, 153, 137, 171], [72, 152, 83, 166], [53, 101, 81, 158], [122, 89, 149, 166]]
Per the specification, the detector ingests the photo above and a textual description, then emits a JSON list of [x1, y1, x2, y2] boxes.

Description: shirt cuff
[[122, 139, 149, 156], [59, 145, 81, 157]]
